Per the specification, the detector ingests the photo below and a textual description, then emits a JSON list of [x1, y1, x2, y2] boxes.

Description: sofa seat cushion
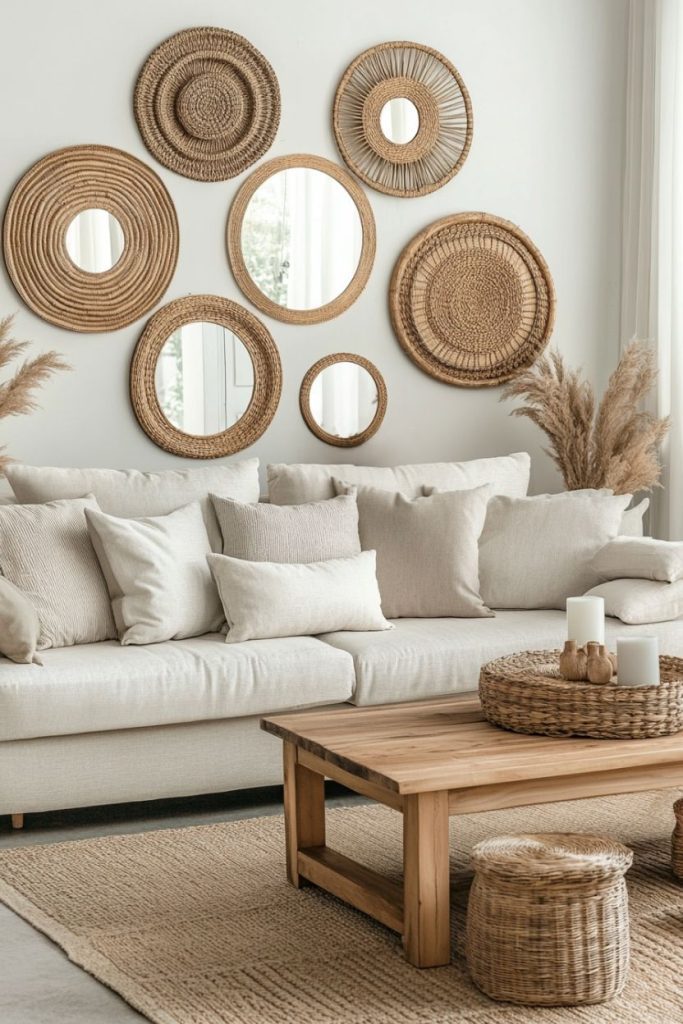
[[0, 634, 355, 742], [318, 612, 683, 706]]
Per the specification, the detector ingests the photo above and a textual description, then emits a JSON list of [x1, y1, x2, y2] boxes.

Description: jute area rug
[[1, 790, 682, 1023]]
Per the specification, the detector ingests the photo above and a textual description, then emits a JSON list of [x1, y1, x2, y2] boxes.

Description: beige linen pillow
[[0, 576, 42, 664], [621, 497, 649, 536], [591, 536, 683, 583], [85, 502, 223, 645], [479, 491, 632, 610], [211, 493, 360, 562], [5, 460, 260, 551], [208, 550, 391, 643], [334, 481, 493, 619], [0, 496, 115, 648], [267, 452, 530, 504], [585, 578, 683, 624]]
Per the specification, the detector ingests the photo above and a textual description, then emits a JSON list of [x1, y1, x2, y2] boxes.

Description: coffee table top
[[261, 693, 683, 795]]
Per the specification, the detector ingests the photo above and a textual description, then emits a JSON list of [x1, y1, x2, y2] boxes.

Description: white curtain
[[621, 0, 683, 538]]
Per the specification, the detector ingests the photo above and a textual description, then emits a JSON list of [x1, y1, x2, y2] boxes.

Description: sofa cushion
[[0, 633, 355, 742], [318, 611, 683, 706]]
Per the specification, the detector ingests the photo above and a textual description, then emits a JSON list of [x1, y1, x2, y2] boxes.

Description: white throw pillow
[[267, 452, 530, 504], [335, 481, 492, 619], [0, 576, 42, 664], [586, 578, 683, 624], [591, 536, 683, 583], [479, 491, 632, 610], [621, 497, 649, 537], [207, 551, 392, 643], [5, 461, 260, 551], [85, 502, 223, 645], [0, 496, 115, 648], [211, 492, 360, 562]]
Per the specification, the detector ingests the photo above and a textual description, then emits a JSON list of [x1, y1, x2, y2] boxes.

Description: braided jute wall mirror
[[135, 27, 280, 181], [227, 154, 376, 325], [131, 295, 282, 458], [300, 353, 387, 447], [390, 213, 556, 387], [333, 41, 473, 198], [3, 145, 178, 333]]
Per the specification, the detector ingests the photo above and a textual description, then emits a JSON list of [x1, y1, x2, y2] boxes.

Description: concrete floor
[[0, 785, 363, 1023]]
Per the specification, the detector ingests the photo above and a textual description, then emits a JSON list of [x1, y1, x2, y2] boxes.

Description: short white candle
[[617, 636, 660, 686], [566, 596, 605, 646]]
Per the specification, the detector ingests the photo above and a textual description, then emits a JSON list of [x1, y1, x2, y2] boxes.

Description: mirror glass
[[309, 361, 379, 439], [65, 209, 125, 273], [155, 322, 254, 435], [380, 97, 420, 144], [240, 167, 363, 310]]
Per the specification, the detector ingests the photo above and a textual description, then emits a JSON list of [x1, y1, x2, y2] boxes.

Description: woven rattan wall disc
[[333, 42, 472, 197], [390, 213, 556, 387], [299, 353, 387, 447], [131, 295, 281, 458], [3, 145, 178, 333], [134, 27, 280, 181]]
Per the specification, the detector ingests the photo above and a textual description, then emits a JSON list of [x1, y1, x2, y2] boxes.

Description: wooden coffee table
[[261, 693, 683, 968]]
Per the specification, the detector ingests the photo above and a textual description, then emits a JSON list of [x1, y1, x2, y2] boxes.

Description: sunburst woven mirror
[[390, 213, 556, 387], [333, 41, 472, 198], [135, 27, 280, 181]]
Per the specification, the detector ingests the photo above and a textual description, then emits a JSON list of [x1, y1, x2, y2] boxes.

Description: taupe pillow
[[591, 536, 683, 583], [586, 578, 683, 624], [334, 481, 493, 619], [210, 493, 360, 563], [0, 576, 41, 664], [0, 496, 115, 649], [479, 491, 632, 610]]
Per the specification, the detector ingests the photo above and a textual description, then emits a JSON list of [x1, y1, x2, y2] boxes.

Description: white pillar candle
[[617, 636, 660, 686], [566, 596, 605, 647]]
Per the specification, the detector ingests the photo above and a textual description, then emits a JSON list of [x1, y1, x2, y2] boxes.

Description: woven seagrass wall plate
[[3, 145, 178, 333], [227, 154, 376, 325], [300, 353, 387, 447], [131, 295, 281, 458], [390, 213, 556, 387], [134, 27, 280, 181], [333, 41, 472, 198]]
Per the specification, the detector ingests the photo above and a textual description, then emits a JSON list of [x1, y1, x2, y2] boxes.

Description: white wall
[[0, 0, 628, 494]]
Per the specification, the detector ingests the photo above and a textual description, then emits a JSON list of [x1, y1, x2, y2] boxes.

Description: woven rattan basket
[[466, 833, 632, 1006], [673, 797, 683, 879], [479, 650, 683, 740]]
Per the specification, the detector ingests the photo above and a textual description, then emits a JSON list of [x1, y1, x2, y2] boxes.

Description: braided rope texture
[[299, 352, 387, 447]]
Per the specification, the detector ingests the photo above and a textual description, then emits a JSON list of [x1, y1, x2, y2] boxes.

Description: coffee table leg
[[403, 790, 450, 967], [283, 741, 325, 888]]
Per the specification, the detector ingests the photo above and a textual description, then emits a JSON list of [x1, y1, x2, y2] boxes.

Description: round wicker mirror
[[131, 295, 281, 458], [227, 154, 376, 325], [333, 42, 472, 198], [300, 353, 387, 447]]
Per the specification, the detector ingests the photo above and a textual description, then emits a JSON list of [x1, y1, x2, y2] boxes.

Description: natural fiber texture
[[227, 154, 376, 325], [479, 650, 683, 739], [3, 146, 178, 333], [1, 792, 682, 1023], [299, 353, 387, 446], [467, 833, 632, 1005], [134, 27, 280, 181], [501, 342, 669, 493], [390, 213, 555, 387], [333, 41, 472, 197], [673, 797, 683, 879], [130, 295, 281, 459]]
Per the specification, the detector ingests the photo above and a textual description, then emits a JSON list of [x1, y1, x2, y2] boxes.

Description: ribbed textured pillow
[[0, 496, 115, 649], [591, 536, 683, 582], [85, 502, 224, 645], [210, 493, 360, 563], [0, 576, 41, 664]]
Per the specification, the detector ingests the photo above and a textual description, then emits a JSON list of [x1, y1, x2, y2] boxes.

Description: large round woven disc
[[135, 27, 280, 181], [3, 145, 178, 333], [333, 41, 472, 198], [390, 213, 555, 386]]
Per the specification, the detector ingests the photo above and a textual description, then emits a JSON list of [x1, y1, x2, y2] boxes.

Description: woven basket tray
[[479, 650, 683, 739]]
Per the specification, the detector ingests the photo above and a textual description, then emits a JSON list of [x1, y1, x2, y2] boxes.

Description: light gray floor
[[0, 786, 363, 1024]]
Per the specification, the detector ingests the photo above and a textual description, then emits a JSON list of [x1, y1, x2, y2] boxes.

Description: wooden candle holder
[[560, 641, 617, 685]]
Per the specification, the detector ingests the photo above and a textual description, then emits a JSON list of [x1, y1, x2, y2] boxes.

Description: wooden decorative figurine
[[560, 640, 583, 681], [586, 642, 614, 685]]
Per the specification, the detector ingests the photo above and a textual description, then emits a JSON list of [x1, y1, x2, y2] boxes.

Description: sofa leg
[[10, 813, 24, 830]]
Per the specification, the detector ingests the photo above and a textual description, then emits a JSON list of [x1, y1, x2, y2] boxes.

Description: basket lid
[[471, 833, 633, 880]]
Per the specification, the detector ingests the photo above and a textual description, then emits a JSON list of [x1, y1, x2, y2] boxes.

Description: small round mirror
[[65, 208, 125, 273], [300, 354, 386, 447], [154, 321, 254, 435], [379, 97, 420, 144]]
